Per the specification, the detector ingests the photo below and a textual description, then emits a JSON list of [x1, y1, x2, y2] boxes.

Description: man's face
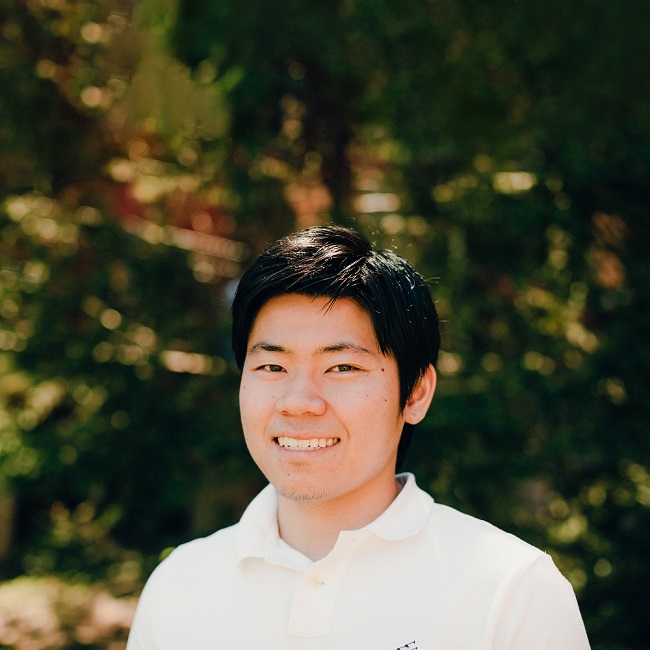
[[239, 294, 408, 507]]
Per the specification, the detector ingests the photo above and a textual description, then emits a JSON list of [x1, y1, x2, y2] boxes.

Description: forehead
[[249, 294, 379, 348]]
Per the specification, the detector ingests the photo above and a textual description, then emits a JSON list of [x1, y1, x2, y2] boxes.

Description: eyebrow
[[320, 342, 374, 355], [246, 340, 375, 356], [247, 341, 287, 355]]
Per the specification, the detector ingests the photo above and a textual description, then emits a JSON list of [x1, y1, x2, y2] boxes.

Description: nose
[[275, 371, 326, 416]]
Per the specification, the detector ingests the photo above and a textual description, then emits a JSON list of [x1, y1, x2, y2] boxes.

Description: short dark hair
[[231, 226, 440, 467]]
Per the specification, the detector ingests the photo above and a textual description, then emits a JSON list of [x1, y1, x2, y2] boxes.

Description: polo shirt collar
[[235, 473, 433, 565], [235, 481, 284, 563], [364, 472, 434, 541]]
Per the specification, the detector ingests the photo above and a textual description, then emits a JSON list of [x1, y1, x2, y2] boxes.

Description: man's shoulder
[[397, 476, 546, 567], [153, 522, 241, 577], [426, 498, 547, 567]]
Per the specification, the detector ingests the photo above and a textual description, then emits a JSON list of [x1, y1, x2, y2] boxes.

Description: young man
[[127, 226, 590, 649]]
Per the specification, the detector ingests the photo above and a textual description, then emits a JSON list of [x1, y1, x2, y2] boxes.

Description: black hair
[[231, 225, 440, 468]]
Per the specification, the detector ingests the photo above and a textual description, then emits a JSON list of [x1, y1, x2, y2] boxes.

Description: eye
[[258, 364, 284, 373], [329, 364, 357, 373]]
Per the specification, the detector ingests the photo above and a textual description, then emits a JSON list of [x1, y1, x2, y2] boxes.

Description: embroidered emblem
[[396, 642, 418, 650]]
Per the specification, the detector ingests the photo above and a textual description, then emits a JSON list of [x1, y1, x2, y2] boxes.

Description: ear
[[403, 364, 437, 425]]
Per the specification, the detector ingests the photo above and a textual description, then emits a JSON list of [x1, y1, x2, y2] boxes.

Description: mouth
[[275, 436, 340, 450]]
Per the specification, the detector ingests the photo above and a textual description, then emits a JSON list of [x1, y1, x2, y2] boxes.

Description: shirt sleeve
[[491, 553, 591, 649], [125, 565, 166, 650]]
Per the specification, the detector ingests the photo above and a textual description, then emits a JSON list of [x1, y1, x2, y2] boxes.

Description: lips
[[275, 436, 340, 450]]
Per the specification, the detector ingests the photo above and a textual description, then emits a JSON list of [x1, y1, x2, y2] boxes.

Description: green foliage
[[1, 0, 649, 648], [0, 193, 257, 580], [0, 0, 260, 593]]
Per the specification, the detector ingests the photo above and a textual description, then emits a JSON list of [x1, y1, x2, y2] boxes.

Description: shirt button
[[309, 575, 323, 588]]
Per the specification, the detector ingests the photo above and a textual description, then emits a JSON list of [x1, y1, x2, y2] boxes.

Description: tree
[[0, 0, 257, 592]]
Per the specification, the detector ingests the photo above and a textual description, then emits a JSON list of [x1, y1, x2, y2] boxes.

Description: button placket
[[288, 532, 369, 637], [289, 563, 347, 637]]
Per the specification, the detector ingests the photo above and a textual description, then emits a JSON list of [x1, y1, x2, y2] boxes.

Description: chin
[[274, 483, 329, 503]]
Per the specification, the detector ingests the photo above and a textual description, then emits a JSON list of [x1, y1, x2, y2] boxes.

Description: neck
[[276, 477, 402, 561]]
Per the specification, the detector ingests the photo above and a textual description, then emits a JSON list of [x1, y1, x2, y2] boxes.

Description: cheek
[[239, 381, 259, 402], [239, 385, 256, 421], [239, 383, 274, 426]]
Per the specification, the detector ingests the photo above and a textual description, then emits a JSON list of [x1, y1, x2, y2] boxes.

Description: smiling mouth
[[275, 436, 340, 450]]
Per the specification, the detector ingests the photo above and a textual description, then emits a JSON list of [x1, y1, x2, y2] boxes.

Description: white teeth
[[276, 436, 340, 450]]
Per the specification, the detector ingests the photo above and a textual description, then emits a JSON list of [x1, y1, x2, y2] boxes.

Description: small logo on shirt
[[396, 642, 418, 650]]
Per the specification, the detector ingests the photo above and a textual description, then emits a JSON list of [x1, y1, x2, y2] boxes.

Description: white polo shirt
[[127, 474, 590, 649]]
